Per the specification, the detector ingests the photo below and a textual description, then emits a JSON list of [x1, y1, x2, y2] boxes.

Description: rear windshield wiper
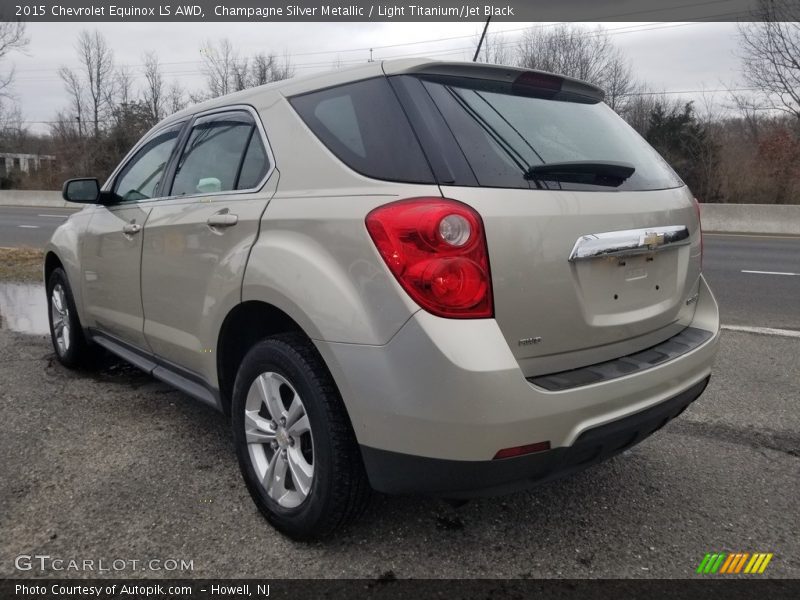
[[524, 161, 635, 188]]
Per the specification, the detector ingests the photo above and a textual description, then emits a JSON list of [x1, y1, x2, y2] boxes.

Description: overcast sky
[[7, 21, 746, 133]]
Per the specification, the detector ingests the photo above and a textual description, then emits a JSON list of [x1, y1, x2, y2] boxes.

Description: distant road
[[0, 206, 77, 248], [1, 205, 798, 330], [703, 233, 800, 331]]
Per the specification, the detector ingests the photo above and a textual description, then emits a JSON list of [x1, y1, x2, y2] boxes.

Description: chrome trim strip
[[102, 103, 276, 205], [568, 225, 690, 262]]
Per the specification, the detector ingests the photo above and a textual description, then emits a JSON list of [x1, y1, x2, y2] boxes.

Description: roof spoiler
[[388, 61, 605, 103]]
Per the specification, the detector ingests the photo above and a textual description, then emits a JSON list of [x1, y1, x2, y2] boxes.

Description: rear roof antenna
[[472, 16, 493, 62]]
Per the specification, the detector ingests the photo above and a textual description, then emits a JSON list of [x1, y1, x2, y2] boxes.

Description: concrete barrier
[[0, 190, 70, 209], [1, 191, 798, 235], [700, 203, 800, 236]]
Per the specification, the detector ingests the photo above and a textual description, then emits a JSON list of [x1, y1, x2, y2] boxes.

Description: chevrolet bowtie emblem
[[642, 231, 665, 248]]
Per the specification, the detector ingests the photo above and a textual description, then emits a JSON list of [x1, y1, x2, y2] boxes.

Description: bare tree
[[738, 0, 800, 119], [199, 38, 238, 97], [167, 81, 187, 114], [200, 40, 294, 97], [0, 21, 29, 152], [516, 24, 636, 114], [517, 24, 609, 83], [0, 21, 28, 98], [232, 55, 250, 91], [57, 66, 85, 137], [623, 88, 666, 135], [114, 65, 134, 108], [474, 31, 511, 65], [603, 49, 637, 115], [728, 88, 764, 141], [62, 30, 115, 138], [0, 102, 23, 144], [250, 52, 294, 85], [142, 51, 164, 122]]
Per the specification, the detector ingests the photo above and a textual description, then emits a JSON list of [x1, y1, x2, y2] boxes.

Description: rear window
[[290, 77, 434, 184], [420, 78, 683, 192]]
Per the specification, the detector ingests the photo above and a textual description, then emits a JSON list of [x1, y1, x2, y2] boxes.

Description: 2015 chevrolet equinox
[[47, 59, 719, 539]]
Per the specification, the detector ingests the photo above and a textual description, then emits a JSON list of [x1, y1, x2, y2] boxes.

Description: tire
[[46, 267, 95, 369], [231, 333, 370, 540]]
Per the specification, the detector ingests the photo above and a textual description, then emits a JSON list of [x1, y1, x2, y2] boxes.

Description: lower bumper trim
[[360, 376, 710, 497], [529, 326, 714, 391]]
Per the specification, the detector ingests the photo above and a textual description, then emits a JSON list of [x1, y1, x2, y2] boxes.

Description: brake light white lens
[[365, 198, 493, 319], [439, 214, 472, 247]]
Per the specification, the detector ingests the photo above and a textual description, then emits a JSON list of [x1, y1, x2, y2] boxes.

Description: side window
[[171, 111, 267, 196], [313, 95, 365, 156], [236, 131, 270, 190], [113, 122, 183, 202], [290, 77, 434, 184]]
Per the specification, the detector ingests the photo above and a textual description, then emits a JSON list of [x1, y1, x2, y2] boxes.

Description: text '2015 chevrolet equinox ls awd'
[[47, 59, 719, 539]]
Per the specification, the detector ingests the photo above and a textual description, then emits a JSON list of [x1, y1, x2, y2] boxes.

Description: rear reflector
[[493, 441, 551, 460]]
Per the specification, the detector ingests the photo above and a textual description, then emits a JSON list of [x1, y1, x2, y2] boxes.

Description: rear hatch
[[388, 63, 702, 376]]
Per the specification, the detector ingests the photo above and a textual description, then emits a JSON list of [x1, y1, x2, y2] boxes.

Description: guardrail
[[0, 190, 798, 235], [699, 204, 800, 236], [0, 190, 69, 208]]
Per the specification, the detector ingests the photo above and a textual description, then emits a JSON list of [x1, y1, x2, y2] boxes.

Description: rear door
[[81, 121, 185, 349], [140, 107, 277, 376], [393, 73, 702, 376]]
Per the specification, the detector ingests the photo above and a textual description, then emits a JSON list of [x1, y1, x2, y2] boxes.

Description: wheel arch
[[43, 250, 64, 285], [217, 300, 311, 417]]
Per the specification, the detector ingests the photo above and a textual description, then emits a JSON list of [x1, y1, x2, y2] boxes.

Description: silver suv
[[47, 59, 719, 539]]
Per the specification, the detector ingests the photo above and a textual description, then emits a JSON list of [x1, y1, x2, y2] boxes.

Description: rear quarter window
[[290, 77, 434, 184]]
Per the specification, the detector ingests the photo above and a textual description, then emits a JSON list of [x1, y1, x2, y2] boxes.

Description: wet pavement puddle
[[0, 282, 48, 335]]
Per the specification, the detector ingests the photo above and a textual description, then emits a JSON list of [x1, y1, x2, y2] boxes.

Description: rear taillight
[[692, 196, 703, 270], [365, 198, 493, 319]]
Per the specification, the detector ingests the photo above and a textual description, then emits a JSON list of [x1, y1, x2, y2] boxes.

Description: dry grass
[[0, 247, 45, 282]]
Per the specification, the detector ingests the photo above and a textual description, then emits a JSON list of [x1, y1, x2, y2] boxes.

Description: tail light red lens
[[365, 198, 493, 318]]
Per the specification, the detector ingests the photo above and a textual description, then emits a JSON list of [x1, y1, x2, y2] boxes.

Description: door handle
[[122, 222, 141, 235], [207, 213, 238, 228]]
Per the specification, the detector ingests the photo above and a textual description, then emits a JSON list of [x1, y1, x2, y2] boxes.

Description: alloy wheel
[[244, 372, 314, 508], [50, 283, 71, 356]]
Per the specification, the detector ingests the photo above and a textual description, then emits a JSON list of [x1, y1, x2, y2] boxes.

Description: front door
[[81, 121, 185, 349]]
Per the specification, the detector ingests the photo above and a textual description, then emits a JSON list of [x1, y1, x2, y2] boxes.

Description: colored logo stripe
[[719, 553, 737, 573], [745, 553, 774, 574], [697, 552, 774, 574]]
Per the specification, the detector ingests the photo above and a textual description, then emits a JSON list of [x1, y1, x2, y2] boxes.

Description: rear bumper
[[361, 376, 708, 497], [314, 274, 719, 493]]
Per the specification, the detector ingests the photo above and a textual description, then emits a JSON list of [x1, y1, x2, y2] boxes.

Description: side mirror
[[62, 178, 101, 203]]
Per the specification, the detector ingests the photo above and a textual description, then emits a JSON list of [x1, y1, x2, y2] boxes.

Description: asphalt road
[[0, 327, 797, 578], [0, 206, 76, 248], [704, 234, 800, 331]]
